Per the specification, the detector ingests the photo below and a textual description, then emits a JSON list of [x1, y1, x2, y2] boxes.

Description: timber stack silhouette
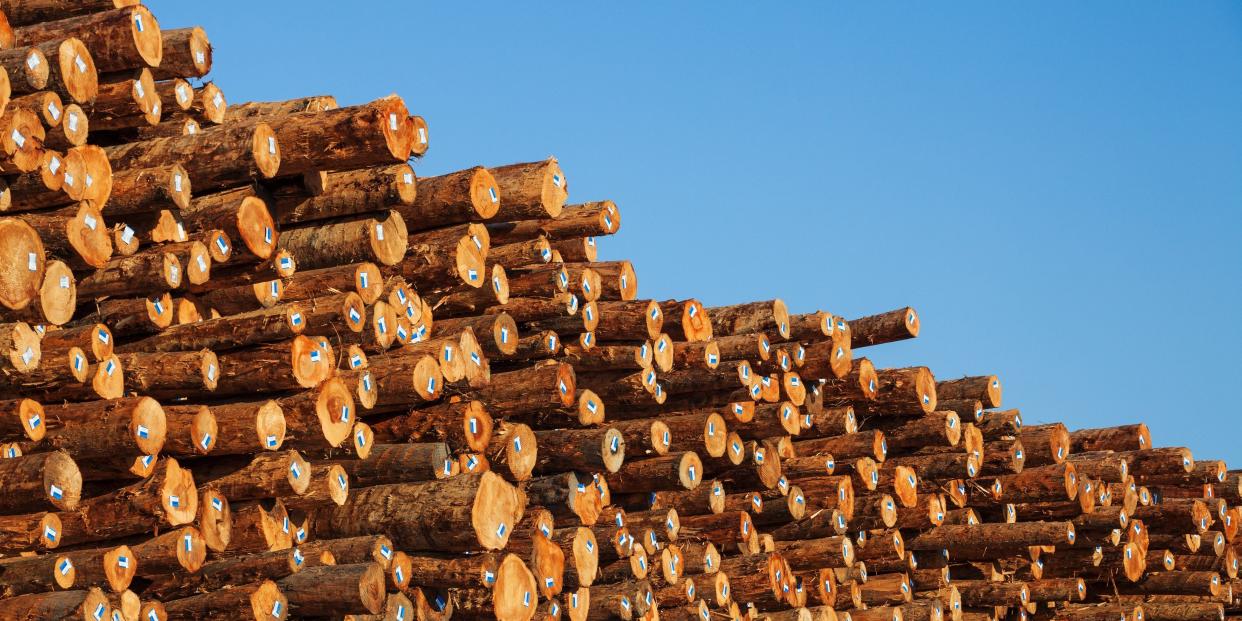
[[0, 2, 1234, 621]]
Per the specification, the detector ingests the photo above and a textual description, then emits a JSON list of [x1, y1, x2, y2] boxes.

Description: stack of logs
[[0, 2, 1237, 621]]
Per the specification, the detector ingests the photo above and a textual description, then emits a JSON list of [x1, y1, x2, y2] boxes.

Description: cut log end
[[38, 260, 76, 325], [158, 457, 198, 525], [249, 580, 289, 621], [315, 377, 356, 447], [471, 166, 501, 220], [251, 122, 282, 178], [473, 471, 525, 550], [90, 354, 125, 399], [200, 487, 232, 552], [679, 451, 704, 490], [0, 218, 46, 310], [494, 554, 539, 621], [200, 82, 227, 123], [104, 544, 137, 592], [128, 6, 164, 68], [236, 195, 277, 260], [3, 321, 40, 372]]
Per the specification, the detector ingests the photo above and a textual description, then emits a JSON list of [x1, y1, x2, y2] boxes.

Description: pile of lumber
[[0, 3, 1236, 621]]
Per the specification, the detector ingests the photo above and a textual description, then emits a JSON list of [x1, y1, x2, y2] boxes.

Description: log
[[402, 165, 499, 230], [162, 579, 288, 621], [275, 562, 386, 616], [261, 96, 412, 177], [0, 448, 81, 513], [847, 307, 919, 348], [116, 349, 216, 398], [310, 472, 525, 552], [75, 246, 178, 299], [13, 5, 160, 72], [99, 163, 190, 215], [0, 587, 111, 621], [490, 157, 568, 220], [271, 162, 416, 226], [54, 457, 196, 546], [103, 121, 280, 192], [0, 511, 62, 554], [278, 209, 407, 269], [34, 395, 164, 459], [87, 66, 159, 131], [150, 26, 211, 80]]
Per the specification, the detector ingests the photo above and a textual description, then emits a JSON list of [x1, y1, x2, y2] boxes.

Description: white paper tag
[[134, 81, 145, 98], [83, 215, 97, 230], [418, 128, 427, 144], [26, 54, 40, 69], [75, 55, 87, 73], [174, 174, 183, 192], [375, 224, 384, 240], [11, 129, 25, 148], [267, 136, 276, 154], [121, 226, 135, 244], [67, 113, 79, 131], [196, 50, 206, 64], [389, 113, 398, 130], [47, 102, 60, 120], [134, 13, 144, 31], [196, 255, 207, 271], [27, 253, 37, 271]]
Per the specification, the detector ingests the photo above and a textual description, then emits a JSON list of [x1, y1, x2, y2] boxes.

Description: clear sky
[[148, 3, 1242, 462]]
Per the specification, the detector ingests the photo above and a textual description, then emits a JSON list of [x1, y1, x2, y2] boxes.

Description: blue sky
[[148, 3, 1242, 461]]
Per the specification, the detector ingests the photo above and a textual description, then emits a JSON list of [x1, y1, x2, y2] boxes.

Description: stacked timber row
[[0, 3, 1237, 621]]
